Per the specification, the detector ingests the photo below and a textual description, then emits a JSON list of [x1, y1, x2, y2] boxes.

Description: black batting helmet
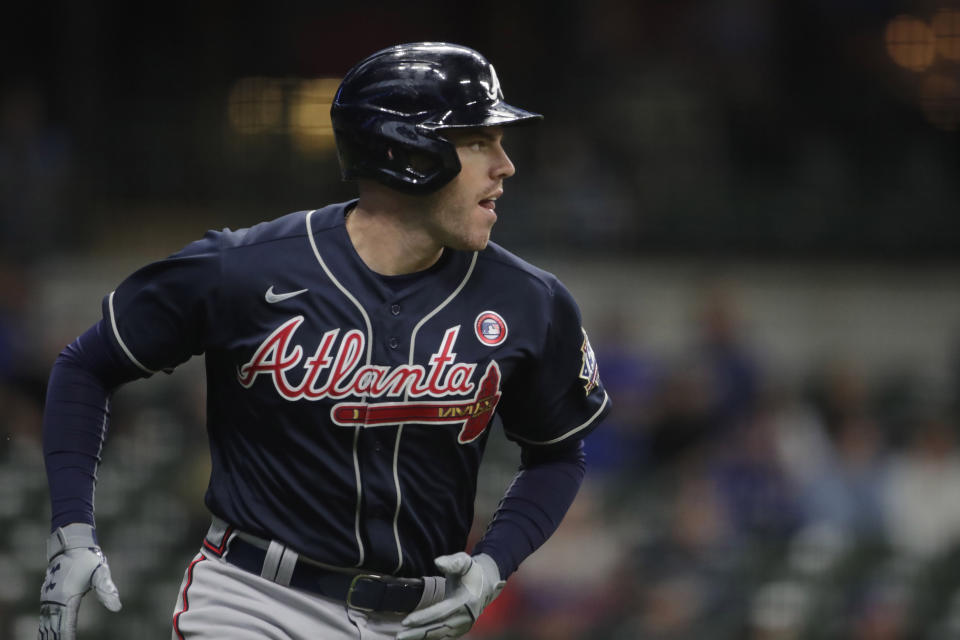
[[330, 42, 542, 195]]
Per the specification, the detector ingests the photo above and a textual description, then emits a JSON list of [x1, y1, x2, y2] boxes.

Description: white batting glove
[[38, 523, 122, 640], [397, 552, 505, 640]]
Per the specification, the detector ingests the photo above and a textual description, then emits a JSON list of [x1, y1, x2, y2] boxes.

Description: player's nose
[[492, 143, 516, 180]]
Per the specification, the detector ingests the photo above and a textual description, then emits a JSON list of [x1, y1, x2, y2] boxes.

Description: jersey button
[[388, 337, 400, 349], [391, 304, 401, 316]]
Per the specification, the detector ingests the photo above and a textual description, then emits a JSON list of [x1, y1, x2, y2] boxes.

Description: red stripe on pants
[[173, 554, 206, 639]]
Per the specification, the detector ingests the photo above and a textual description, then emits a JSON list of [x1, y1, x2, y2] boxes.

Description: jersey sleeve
[[100, 230, 224, 375], [498, 281, 611, 446]]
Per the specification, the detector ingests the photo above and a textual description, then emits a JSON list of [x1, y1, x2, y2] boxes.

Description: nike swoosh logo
[[265, 286, 308, 304]]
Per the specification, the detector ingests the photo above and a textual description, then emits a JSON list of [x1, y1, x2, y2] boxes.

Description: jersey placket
[[354, 298, 412, 574]]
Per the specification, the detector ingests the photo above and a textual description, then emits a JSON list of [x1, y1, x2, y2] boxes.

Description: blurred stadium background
[[2, 1, 960, 638]]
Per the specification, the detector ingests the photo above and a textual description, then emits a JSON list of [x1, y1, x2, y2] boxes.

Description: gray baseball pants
[[171, 546, 445, 639]]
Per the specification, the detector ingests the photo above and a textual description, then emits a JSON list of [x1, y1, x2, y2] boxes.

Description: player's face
[[426, 127, 516, 251]]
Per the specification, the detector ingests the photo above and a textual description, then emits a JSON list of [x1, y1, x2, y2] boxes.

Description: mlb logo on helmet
[[474, 311, 507, 346]]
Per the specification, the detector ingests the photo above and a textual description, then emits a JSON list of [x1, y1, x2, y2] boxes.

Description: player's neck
[[346, 198, 444, 276]]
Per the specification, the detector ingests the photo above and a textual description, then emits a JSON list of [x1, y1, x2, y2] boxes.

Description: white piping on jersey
[[350, 425, 363, 566], [505, 389, 610, 446], [107, 291, 156, 374], [306, 209, 373, 568], [390, 426, 405, 574], [392, 251, 479, 574]]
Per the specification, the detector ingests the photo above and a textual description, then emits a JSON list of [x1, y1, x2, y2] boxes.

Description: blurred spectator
[[769, 382, 836, 498], [694, 281, 761, 431], [710, 412, 804, 541], [773, 365, 890, 540], [646, 280, 761, 467], [882, 415, 960, 560], [646, 363, 715, 468], [808, 359, 872, 441], [801, 416, 889, 538]]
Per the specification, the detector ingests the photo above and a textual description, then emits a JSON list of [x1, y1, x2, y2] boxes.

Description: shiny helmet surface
[[331, 42, 542, 194]]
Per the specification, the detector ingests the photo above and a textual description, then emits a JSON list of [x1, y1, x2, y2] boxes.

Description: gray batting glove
[[38, 523, 122, 640], [397, 552, 504, 640]]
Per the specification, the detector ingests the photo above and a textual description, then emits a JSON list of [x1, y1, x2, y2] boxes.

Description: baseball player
[[38, 42, 611, 639]]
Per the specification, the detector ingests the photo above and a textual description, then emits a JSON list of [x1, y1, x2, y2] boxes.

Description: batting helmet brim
[[424, 100, 543, 130]]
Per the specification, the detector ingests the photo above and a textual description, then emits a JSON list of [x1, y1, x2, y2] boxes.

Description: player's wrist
[[471, 545, 511, 580], [47, 522, 99, 562], [472, 553, 502, 581], [473, 553, 506, 609]]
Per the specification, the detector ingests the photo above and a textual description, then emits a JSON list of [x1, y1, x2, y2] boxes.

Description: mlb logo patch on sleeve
[[579, 328, 599, 395]]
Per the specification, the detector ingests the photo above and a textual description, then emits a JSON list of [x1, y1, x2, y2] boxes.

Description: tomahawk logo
[[237, 317, 501, 443]]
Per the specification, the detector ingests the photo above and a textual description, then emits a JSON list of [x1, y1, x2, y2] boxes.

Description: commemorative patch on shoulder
[[579, 327, 600, 395], [474, 311, 508, 347]]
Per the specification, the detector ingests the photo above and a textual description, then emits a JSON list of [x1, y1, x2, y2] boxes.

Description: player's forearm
[[42, 321, 141, 530], [472, 439, 586, 577], [43, 351, 111, 529]]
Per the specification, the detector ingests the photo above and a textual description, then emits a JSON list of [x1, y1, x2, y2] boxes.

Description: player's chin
[[450, 226, 493, 251], [472, 235, 492, 251], [463, 210, 496, 249], [452, 233, 492, 252]]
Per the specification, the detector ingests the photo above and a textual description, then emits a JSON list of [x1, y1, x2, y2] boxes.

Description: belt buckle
[[346, 573, 383, 612]]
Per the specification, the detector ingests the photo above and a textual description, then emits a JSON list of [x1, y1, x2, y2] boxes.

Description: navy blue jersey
[[102, 201, 610, 577]]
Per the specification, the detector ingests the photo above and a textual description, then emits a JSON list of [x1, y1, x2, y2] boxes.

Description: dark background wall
[[3, 0, 958, 263]]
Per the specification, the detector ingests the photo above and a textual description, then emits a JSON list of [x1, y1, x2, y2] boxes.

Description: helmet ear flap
[[389, 147, 437, 178], [336, 120, 462, 194]]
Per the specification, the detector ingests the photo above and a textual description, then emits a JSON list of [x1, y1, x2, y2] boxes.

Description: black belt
[[221, 535, 425, 614]]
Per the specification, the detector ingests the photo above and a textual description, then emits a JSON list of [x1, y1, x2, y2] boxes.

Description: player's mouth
[[479, 190, 503, 211]]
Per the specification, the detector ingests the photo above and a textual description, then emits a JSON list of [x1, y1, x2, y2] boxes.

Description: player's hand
[[38, 523, 122, 640], [397, 552, 504, 640]]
